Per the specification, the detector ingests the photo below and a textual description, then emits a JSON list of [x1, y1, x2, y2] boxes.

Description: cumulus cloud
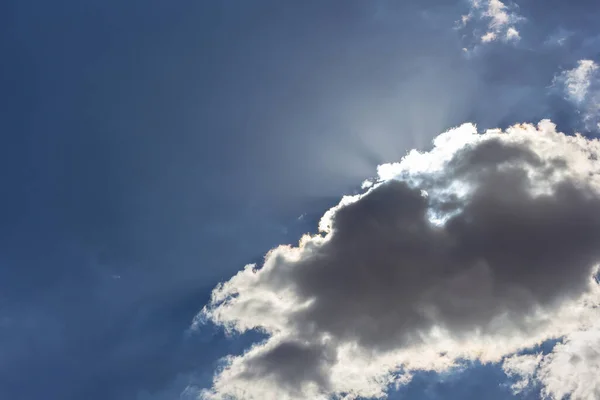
[[460, 0, 524, 46], [198, 120, 600, 400], [553, 60, 600, 131]]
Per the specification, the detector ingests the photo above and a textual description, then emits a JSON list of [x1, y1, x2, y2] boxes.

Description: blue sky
[[2, 1, 600, 399]]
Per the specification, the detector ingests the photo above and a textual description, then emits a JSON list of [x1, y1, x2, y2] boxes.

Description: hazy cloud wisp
[[554, 59, 600, 132]]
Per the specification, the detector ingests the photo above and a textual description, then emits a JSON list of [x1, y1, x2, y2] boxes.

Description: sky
[[1, 1, 600, 399]]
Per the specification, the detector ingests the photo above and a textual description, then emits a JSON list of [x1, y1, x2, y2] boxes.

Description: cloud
[[502, 352, 543, 393], [505, 26, 520, 41], [559, 60, 598, 104], [553, 59, 600, 131], [503, 315, 600, 399], [537, 322, 600, 400], [481, 31, 497, 43], [197, 120, 600, 400], [460, 0, 524, 46], [543, 27, 572, 48]]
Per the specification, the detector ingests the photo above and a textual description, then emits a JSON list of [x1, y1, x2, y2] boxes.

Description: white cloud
[[481, 31, 497, 43], [505, 26, 520, 41], [198, 121, 600, 400], [538, 321, 600, 400], [502, 352, 543, 393], [361, 179, 374, 189], [503, 297, 600, 399], [561, 60, 598, 104], [460, 0, 524, 46], [554, 60, 600, 131], [486, 0, 512, 30]]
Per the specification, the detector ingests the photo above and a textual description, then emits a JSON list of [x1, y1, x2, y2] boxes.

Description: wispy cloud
[[561, 60, 598, 104], [553, 60, 600, 131], [502, 352, 543, 394]]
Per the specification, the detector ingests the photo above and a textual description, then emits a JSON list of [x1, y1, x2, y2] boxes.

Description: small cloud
[[486, 0, 512, 30], [561, 60, 598, 104], [553, 59, 600, 131], [502, 353, 543, 393], [460, 14, 471, 26], [505, 27, 520, 41], [361, 179, 374, 189], [481, 31, 497, 42], [459, 0, 524, 49]]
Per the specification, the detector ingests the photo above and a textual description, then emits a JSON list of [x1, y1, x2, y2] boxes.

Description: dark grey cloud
[[288, 148, 599, 351], [201, 121, 600, 399], [239, 340, 336, 393]]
